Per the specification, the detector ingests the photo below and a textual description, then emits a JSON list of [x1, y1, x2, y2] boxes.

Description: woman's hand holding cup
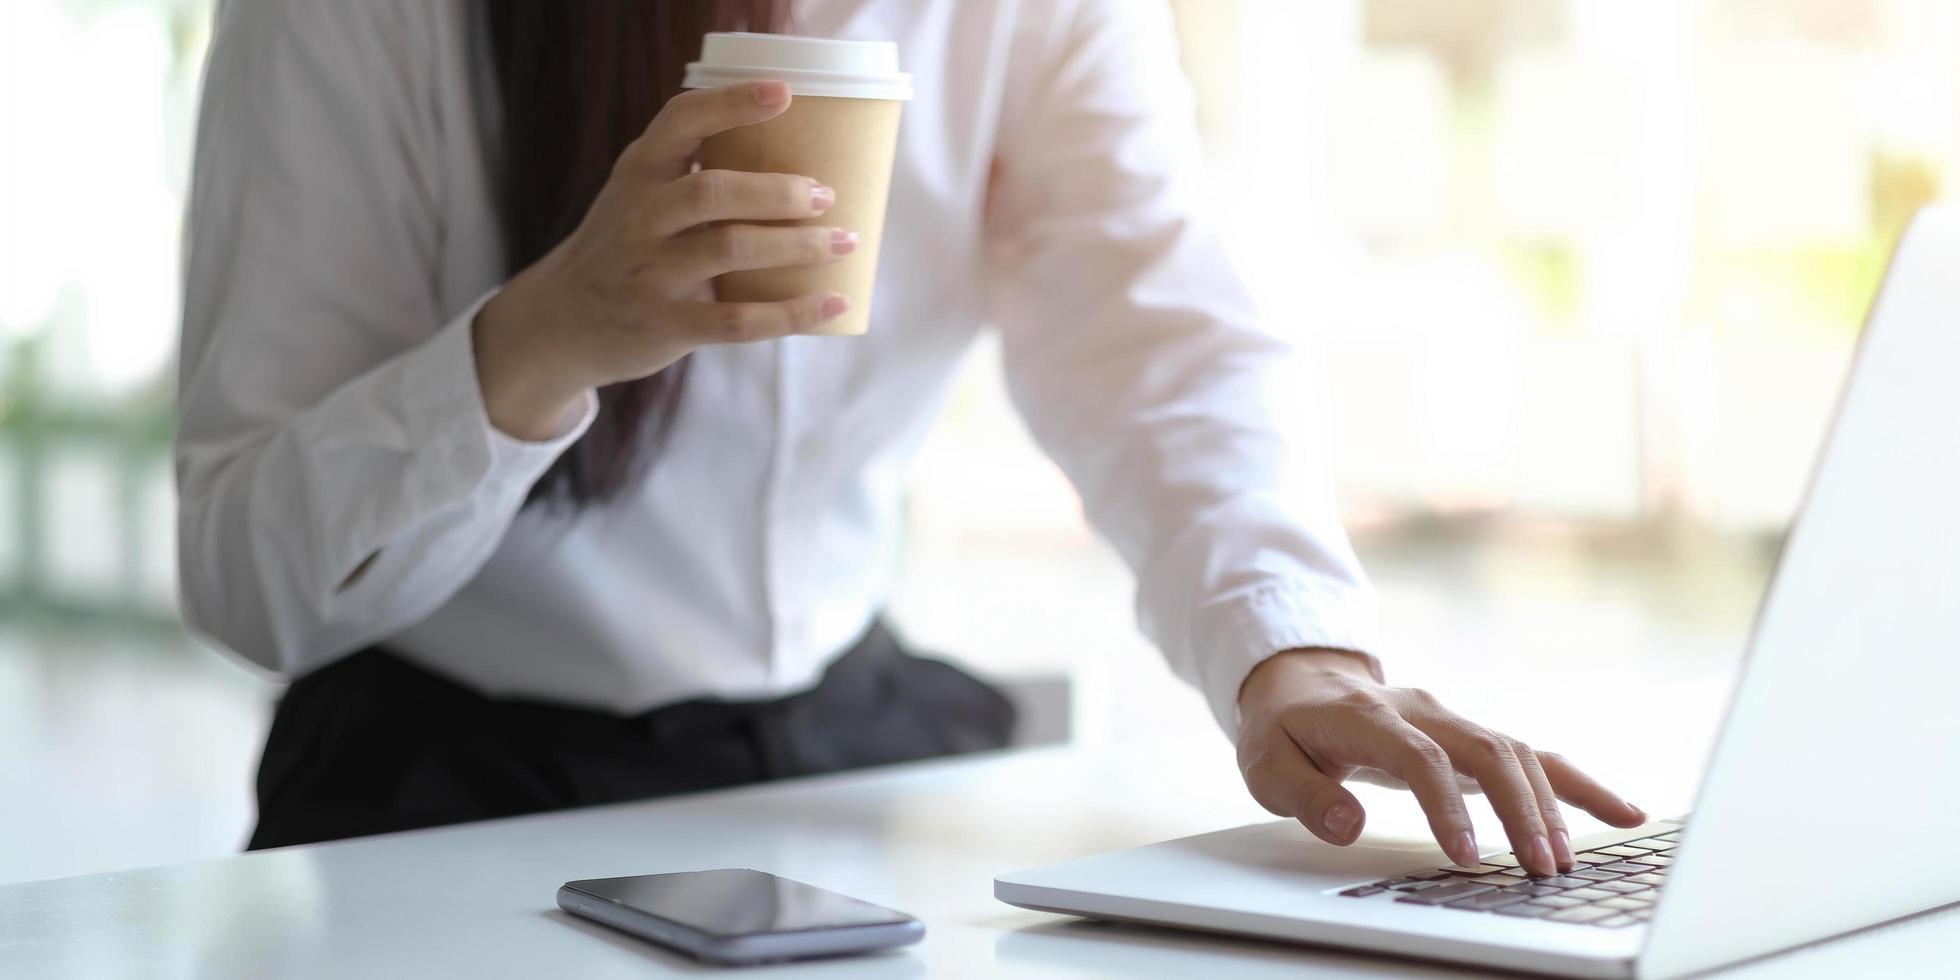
[[473, 81, 853, 441]]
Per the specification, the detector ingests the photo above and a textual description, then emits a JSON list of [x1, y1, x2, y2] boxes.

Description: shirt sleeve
[[988, 0, 1382, 736], [174, 0, 594, 677]]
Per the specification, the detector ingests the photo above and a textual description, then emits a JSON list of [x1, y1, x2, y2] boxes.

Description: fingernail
[[1529, 834, 1555, 876], [829, 228, 859, 255], [1451, 830, 1479, 868], [753, 81, 790, 106], [810, 183, 835, 210], [1323, 803, 1360, 841], [820, 294, 851, 319], [1552, 830, 1575, 871]]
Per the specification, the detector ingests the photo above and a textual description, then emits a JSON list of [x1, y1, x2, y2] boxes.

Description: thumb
[[1241, 739, 1367, 846]]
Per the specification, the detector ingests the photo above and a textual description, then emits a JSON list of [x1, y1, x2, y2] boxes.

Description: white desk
[[2, 740, 1952, 978]]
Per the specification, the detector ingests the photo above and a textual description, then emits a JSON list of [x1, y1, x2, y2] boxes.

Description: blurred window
[[2, 0, 1951, 626]]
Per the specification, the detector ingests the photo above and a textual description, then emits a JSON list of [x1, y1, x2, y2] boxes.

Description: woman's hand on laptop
[[1235, 648, 1647, 877]]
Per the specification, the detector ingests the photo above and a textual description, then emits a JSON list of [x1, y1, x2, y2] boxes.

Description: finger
[[1318, 711, 1478, 867], [1511, 740, 1576, 871], [1538, 751, 1648, 828], [1404, 712, 1556, 877], [672, 292, 851, 345], [1238, 736, 1367, 846], [650, 170, 835, 237], [629, 82, 793, 178], [668, 224, 857, 280]]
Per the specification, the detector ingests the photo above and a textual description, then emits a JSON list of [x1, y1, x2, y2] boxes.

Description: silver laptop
[[996, 205, 1960, 979]]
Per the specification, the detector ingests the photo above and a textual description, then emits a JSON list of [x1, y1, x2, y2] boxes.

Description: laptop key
[[1595, 845, 1652, 857], [1445, 864, 1510, 876], [1598, 896, 1650, 911], [1597, 914, 1642, 928], [1568, 869, 1628, 882], [1395, 881, 1496, 905], [1596, 862, 1652, 874], [1548, 906, 1618, 924], [1655, 831, 1682, 842], [1494, 903, 1556, 919], [1630, 854, 1674, 868], [1502, 884, 1565, 897], [1481, 853, 1521, 869], [1572, 852, 1622, 866], [1562, 888, 1615, 902], [1534, 875, 1593, 889], [1387, 879, 1443, 891], [1447, 891, 1531, 911], [1593, 881, 1648, 894], [1626, 873, 1668, 886], [1527, 895, 1587, 909], [1471, 874, 1517, 885], [1339, 885, 1385, 898], [1408, 869, 1453, 881], [1495, 867, 1531, 878]]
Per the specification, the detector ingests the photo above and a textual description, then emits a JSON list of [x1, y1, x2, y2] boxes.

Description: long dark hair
[[487, 1, 787, 507]]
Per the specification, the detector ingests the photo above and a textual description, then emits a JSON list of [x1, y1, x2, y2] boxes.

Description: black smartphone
[[557, 869, 925, 965]]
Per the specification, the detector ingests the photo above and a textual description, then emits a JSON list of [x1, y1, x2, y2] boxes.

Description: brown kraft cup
[[685, 33, 913, 336]]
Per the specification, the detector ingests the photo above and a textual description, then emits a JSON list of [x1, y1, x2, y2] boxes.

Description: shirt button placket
[[762, 338, 799, 685]]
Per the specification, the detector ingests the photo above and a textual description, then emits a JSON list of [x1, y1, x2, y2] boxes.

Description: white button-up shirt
[[176, 0, 1378, 734]]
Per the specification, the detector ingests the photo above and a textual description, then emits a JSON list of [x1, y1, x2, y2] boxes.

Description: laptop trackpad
[[1181, 820, 1450, 888], [997, 819, 1454, 910]]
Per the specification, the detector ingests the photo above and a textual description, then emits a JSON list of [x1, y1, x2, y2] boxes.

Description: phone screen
[[567, 869, 912, 939]]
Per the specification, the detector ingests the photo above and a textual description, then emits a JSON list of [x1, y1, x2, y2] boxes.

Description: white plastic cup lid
[[684, 32, 913, 101]]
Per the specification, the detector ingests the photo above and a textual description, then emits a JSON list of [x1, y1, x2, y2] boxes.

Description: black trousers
[[247, 622, 1014, 850]]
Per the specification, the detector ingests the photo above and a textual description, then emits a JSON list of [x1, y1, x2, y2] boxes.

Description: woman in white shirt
[[178, 0, 1644, 871]]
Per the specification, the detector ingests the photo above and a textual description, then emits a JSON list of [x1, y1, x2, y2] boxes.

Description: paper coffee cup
[[684, 33, 913, 337]]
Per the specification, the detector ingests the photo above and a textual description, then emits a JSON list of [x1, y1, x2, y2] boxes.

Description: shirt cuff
[[402, 288, 597, 507], [1190, 579, 1383, 739]]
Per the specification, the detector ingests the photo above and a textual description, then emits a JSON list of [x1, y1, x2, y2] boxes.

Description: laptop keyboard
[[1337, 828, 1681, 928]]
